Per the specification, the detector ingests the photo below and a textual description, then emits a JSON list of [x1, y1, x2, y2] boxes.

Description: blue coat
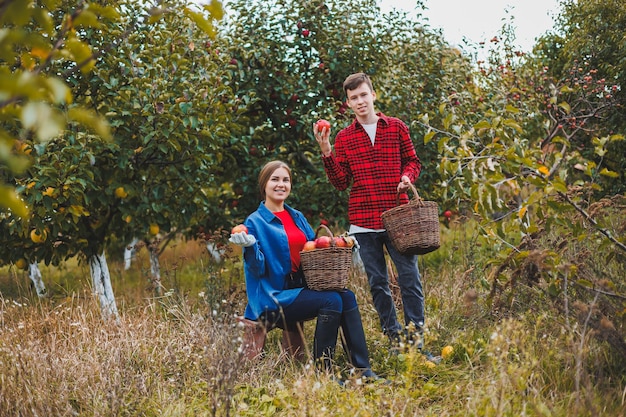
[[242, 202, 316, 320]]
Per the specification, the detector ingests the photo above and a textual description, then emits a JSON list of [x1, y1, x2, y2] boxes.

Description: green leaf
[[576, 279, 593, 289], [424, 130, 436, 144]]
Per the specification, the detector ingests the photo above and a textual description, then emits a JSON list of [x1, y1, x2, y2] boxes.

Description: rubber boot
[[340, 307, 377, 379], [313, 310, 341, 372]]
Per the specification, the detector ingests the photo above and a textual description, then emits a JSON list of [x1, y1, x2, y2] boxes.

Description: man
[[313, 73, 436, 359]]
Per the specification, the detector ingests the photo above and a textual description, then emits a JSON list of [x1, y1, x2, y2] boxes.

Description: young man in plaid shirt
[[313, 73, 438, 360]]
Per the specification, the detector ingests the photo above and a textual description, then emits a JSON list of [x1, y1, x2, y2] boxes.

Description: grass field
[[1, 219, 625, 416]]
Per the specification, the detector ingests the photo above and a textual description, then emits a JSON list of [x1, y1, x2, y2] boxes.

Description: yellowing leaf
[[518, 205, 527, 219], [537, 165, 550, 176], [68, 107, 112, 141], [204, 0, 225, 20], [0, 186, 29, 218], [599, 168, 619, 178], [65, 37, 95, 73], [30, 47, 49, 59]]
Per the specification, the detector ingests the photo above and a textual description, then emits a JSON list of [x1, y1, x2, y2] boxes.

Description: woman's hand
[[229, 232, 257, 247]]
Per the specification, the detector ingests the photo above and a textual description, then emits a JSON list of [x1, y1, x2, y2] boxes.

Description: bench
[[236, 316, 308, 361]]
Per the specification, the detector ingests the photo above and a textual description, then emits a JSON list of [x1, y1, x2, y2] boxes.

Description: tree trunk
[[89, 251, 119, 321], [28, 262, 46, 297], [124, 237, 138, 270], [149, 247, 163, 296]]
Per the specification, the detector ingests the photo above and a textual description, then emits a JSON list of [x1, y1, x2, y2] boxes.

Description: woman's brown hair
[[258, 160, 292, 199]]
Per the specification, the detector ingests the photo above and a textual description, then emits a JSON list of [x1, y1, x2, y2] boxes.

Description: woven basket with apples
[[300, 224, 355, 291]]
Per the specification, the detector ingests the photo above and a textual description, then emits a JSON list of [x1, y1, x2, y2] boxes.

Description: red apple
[[231, 224, 248, 234], [443, 210, 452, 219], [316, 119, 331, 133], [334, 237, 347, 247], [302, 241, 317, 251], [315, 236, 331, 249]]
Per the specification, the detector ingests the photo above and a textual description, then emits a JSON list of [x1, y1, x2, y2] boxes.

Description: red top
[[322, 113, 421, 229], [273, 210, 307, 272]]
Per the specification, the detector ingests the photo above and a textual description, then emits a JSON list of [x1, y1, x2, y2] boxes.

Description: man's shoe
[[421, 350, 442, 365]]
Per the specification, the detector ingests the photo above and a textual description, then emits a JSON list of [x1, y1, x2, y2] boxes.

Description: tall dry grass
[[1, 218, 625, 416]]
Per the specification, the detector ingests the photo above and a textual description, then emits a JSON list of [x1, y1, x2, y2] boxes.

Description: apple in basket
[[334, 236, 348, 247], [344, 236, 356, 248], [302, 241, 317, 251], [315, 236, 332, 249]]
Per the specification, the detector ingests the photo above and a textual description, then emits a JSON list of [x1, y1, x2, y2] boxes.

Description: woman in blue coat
[[230, 160, 377, 379]]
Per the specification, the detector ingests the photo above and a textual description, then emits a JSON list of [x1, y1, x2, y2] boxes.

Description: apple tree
[[0, 0, 116, 296], [0, 0, 239, 317], [419, 29, 626, 355], [533, 0, 626, 195], [216, 0, 469, 227]]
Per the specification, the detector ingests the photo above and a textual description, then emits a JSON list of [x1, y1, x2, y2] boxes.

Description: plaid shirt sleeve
[[322, 114, 421, 229]]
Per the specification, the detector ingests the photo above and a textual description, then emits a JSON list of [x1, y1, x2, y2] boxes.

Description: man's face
[[345, 82, 376, 119]]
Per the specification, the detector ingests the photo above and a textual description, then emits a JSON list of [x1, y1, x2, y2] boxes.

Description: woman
[[230, 160, 378, 379]]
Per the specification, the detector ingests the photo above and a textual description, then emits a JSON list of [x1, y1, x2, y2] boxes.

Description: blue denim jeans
[[278, 288, 358, 324], [354, 231, 424, 338]]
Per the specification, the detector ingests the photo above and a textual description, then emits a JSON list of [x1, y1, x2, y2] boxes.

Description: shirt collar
[[352, 112, 389, 128]]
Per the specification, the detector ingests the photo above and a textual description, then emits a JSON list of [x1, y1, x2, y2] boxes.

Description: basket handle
[[314, 224, 339, 247], [396, 182, 424, 206], [315, 223, 335, 238]]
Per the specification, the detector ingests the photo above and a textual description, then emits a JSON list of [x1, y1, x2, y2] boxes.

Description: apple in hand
[[316, 119, 331, 133], [315, 236, 332, 249], [231, 224, 248, 234]]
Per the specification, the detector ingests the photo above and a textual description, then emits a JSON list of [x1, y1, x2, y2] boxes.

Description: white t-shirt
[[362, 123, 377, 145], [351, 122, 382, 233]]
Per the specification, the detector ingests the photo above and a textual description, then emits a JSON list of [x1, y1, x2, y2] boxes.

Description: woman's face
[[264, 166, 291, 205]]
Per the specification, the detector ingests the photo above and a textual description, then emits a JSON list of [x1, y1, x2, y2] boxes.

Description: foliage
[[0, 0, 114, 217], [415, 25, 626, 370], [0, 0, 234, 270], [534, 0, 626, 194]]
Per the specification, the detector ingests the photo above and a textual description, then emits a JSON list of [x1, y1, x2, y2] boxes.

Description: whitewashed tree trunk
[[149, 248, 163, 296], [206, 242, 223, 263], [89, 251, 119, 321], [28, 262, 46, 297], [124, 237, 139, 270]]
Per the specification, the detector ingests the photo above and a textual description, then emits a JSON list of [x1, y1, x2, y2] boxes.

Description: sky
[[380, 0, 562, 53]]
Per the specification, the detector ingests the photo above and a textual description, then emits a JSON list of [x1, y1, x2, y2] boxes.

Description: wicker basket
[[300, 225, 352, 291], [381, 183, 441, 255]]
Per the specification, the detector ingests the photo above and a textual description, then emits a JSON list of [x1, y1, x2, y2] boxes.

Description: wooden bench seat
[[236, 316, 308, 361]]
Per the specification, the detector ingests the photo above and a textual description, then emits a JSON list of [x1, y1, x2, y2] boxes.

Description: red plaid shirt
[[322, 113, 421, 229]]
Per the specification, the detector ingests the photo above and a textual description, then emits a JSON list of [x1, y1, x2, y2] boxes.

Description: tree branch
[[558, 191, 626, 253]]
